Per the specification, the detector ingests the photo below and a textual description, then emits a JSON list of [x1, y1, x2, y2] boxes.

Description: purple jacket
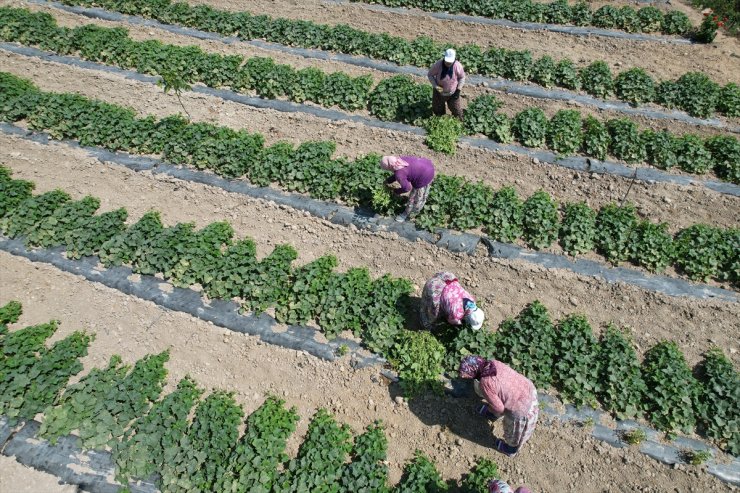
[[385, 156, 435, 194]]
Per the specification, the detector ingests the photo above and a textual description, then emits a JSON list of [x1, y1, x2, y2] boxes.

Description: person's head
[[488, 479, 513, 493], [459, 355, 496, 379], [488, 480, 532, 493], [463, 299, 484, 331], [443, 48, 456, 67], [379, 155, 409, 171]]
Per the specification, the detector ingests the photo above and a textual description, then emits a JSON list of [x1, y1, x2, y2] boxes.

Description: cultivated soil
[[5, 0, 740, 138], [1, 133, 738, 368], [0, 252, 737, 493], [184, 0, 740, 84], [0, 0, 738, 491], [1, 50, 738, 237]]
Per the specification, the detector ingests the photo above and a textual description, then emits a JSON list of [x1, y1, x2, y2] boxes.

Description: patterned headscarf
[[459, 355, 497, 379], [380, 155, 409, 171], [488, 480, 513, 493]]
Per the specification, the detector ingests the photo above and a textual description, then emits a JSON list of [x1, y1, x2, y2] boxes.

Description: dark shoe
[[494, 438, 518, 457]]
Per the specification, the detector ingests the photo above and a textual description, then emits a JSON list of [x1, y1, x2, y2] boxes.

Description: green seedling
[[681, 449, 712, 465], [621, 428, 647, 445]]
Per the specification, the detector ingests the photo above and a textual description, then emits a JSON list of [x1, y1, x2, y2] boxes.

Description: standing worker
[[420, 272, 485, 331], [427, 48, 466, 119], [380, 155, 435, 223], [459, 355, 539, 458]]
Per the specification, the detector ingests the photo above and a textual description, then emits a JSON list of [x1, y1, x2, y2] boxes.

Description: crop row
[[0, 168, 740, 446], [436, 301, 739, 456], [0, 199, 740, 455], [49, 0, 739, 118], [350, 0, 706, 38], [0, 166, 415, 356], [0, 301, 501, 492], [2, 8, 737, 184], [1, 73, 737, 284], [1, 173, 737, 454]]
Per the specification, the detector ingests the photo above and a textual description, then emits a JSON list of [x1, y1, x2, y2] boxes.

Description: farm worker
[[380, 155, 435, 223], [488, 479, 532, 493], [427, 48, 466, 119], [419, 272, 485, 331], [459, 355, 539, 458]]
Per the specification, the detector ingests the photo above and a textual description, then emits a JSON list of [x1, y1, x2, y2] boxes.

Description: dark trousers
[[432, 90, 463, 118]]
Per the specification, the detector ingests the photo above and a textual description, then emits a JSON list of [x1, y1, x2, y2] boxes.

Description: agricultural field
[[0, 0, 738, 491]]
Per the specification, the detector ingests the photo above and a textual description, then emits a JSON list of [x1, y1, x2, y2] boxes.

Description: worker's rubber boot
[[494, 438, 519, 458]]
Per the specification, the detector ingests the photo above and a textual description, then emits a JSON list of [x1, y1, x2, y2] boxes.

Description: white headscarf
[[465, 307, 485, 331]]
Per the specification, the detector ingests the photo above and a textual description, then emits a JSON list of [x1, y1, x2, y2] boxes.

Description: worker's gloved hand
[[435, 85, 444, 93], [477, 404, 501, 421], [451, 89, 461, 99]]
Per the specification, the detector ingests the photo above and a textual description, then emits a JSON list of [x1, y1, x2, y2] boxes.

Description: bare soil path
[[184, 0, 740, 84], [2, 134, 738, 368], [0, 251, 736, 492], [1, 51, 738, 235], [10, 0, 738, 136], [0, 454, 79, 492]]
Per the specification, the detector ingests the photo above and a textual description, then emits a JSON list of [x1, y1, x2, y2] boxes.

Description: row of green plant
[[1, 8, 737, 182], [432, 301, 739, 456], [6, 271, 735, 457], [49, 0, 740, 118], [0, 300, 500, 492], [349, 0, 714, 39], [1, 74, 737, 284], [1, 175, 736, 455], [0, 168, 416, 358]]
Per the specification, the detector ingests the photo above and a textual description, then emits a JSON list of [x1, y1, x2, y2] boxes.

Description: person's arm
[[427, 62, 438, 86], [455, 63, 466, 92], [393, 170, 411, 195], [485, 391, 505, 417]]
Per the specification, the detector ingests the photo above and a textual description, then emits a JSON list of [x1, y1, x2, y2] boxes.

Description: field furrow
[[184, 0, 740, 84], [1, 51, 738, 235]]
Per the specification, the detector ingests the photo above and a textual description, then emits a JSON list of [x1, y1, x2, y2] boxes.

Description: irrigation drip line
[[2, 122, 737, 303], [32, 0, 740, 135], [3, 42, 739, 198], [0, 236, 384, 368], [323, 0, 695, 45]]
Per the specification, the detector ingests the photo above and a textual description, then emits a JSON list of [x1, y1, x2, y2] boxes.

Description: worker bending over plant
[[460, 355, 539, 458], [427, 48, 466, 119], [380, 155, 435, 222], [420, 272, 485, 331]]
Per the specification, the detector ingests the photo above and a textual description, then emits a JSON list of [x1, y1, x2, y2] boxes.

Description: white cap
[[466, 308, 485, 331], [444, 48, 456, 63]]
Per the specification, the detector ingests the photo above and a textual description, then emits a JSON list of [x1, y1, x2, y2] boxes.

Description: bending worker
[[459, 355, 539, 458], [427, 48, 466, 119], [420, 272, 484, 331], [380, 155, 435, 223]]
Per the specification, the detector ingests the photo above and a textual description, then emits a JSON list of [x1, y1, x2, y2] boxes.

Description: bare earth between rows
[[1, 51, 738, 236], [2, 134, 738, 369], [6, 0, 740, 138], [182, 0, 740, 84], [0, 253, 737, 493]]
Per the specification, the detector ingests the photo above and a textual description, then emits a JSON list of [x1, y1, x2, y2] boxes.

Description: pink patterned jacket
[[479, 360, 537, 417]]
